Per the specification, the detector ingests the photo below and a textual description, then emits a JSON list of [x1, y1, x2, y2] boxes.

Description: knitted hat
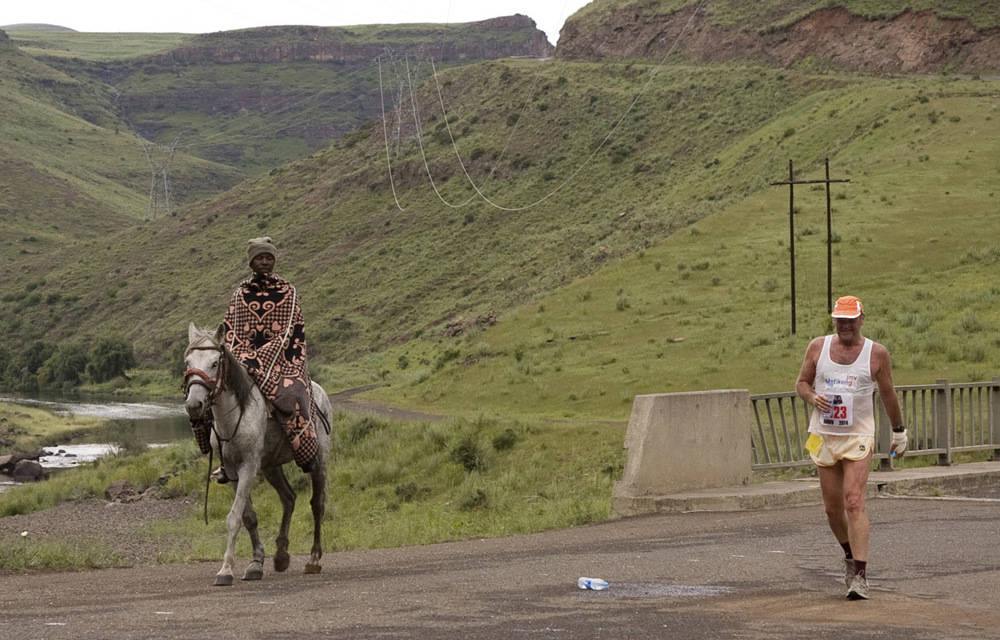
[[247, 237, 277, 264]]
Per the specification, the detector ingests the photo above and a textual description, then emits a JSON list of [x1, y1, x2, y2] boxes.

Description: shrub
[[451, 436, 490, 472], [457, 488, 489, 511], [491, 427, 518, 452], [18, 340, 56, 375], [87, 337, 136, 383], [39, 344, 90, 386], [346, 416, 386, 444]]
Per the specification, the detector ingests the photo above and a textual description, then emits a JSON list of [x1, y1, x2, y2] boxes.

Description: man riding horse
[[190, 237, 319, 480]]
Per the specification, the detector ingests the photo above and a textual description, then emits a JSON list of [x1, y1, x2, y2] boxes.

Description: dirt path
[[2, 498, 999, 639], [327, 384, 447, 422]]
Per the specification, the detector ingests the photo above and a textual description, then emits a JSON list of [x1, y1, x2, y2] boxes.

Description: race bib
[[821, 393, 853, 428]]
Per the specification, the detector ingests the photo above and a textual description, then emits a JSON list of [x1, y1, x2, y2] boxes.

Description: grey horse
[[183, 322, 333, 586]]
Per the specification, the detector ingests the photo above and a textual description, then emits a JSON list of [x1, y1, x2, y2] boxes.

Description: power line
[[403, 0, 710, 212]]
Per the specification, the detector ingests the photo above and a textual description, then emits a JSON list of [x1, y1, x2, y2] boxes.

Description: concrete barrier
[[612, 390, 752, 517]]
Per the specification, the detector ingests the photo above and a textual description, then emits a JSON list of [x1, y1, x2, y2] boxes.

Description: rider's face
[[250, 253, 275, 275]]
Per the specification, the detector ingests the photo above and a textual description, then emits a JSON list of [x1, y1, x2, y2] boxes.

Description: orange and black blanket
[[223, 272, 317, 467]]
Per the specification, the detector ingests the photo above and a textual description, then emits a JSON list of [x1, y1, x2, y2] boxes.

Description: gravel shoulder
[[0, 497, 192, 570]]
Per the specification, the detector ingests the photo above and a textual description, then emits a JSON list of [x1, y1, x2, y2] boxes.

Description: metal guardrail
[[750, 379, 1000, 470]]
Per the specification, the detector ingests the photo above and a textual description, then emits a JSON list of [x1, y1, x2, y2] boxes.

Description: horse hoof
[[274, 552, 290, 573], [243, 567, 264, 581], [304, 563, 322, 574], [214, 574, 234, 587]]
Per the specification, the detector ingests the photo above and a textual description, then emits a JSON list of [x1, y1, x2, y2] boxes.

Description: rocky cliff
[[557, 5, 1000, 74], [156, 15, 553, 65]]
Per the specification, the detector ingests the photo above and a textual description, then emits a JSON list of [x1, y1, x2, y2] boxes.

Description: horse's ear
[[215, 323, 226, 344], [188, 322, 198, 343]]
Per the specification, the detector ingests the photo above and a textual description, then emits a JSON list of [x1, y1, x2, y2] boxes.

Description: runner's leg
[[817, 462, 848, 544], [841, 455, 872, 563]]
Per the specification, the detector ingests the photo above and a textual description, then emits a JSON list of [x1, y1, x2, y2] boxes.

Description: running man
[[795, 295, 908, 599]]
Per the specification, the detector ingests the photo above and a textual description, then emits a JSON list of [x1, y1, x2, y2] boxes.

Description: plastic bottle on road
[[577, 577, 609, 590]]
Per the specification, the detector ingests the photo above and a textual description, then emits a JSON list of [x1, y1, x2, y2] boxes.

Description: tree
[[87, 337, 136, 383], [19, 340, 55, 375], [38, 344, 90, 386]]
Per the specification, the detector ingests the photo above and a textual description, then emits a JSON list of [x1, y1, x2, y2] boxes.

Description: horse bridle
[[183, 344, 226, 404]]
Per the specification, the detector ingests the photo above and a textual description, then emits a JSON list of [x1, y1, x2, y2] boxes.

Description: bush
[[19, 340, 56, 375], [451, 436, 490, 472], [346, 415, 386, 444], [39, 344, 90, 386], [86, 337, 136, 383]]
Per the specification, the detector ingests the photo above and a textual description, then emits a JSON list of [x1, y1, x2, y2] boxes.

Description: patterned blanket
[[223, 272, 317, 468]]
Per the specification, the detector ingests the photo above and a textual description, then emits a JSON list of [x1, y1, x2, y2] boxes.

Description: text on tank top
[[808, 335, 876, 437]]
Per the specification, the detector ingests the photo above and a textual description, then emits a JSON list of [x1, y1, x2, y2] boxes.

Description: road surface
[[2, 496, 999, 639]]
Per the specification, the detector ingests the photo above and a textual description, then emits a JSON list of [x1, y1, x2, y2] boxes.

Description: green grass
[[0, 538, 131, 571], [354, 72, 1000, 420], [0, 412, 623, 570], [3, 59, 998, 425], [6, 31, 192, 61], [0, 402, 104, 453]]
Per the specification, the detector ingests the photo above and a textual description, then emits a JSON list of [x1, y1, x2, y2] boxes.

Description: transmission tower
[[140, 138, 179, 219]]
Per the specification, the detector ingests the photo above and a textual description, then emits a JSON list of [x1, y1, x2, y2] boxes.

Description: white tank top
[[808, 335, 876, 437]]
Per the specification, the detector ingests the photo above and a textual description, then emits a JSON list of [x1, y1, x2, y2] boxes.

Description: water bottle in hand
[[577, 577, 609, 590]]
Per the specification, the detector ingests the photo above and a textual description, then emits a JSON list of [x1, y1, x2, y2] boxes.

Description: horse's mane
[[188, 327, 255, 413], [221, 345, 255, 413]]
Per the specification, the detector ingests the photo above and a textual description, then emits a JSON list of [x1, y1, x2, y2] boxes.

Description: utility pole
[[771, 158, 850, 333]]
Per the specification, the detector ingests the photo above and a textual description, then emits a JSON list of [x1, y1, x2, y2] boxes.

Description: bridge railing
[[749, 379, 1000, 470]]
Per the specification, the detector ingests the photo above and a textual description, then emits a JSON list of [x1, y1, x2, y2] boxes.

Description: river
[[0, 393, 190, 470]]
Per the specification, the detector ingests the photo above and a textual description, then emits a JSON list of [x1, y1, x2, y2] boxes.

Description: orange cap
[[831, 295, 864, 318]]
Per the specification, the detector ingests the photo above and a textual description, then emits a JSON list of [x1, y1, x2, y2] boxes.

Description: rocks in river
[[12, 459, 47, 482], [1, 452, 48, 480]]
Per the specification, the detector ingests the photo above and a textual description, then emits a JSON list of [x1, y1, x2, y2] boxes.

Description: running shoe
[[846, 573, 870, 600], [844, 558, 854, 587]]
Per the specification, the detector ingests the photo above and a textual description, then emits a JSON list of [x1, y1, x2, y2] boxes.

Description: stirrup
[[211, 466, 231, 484]]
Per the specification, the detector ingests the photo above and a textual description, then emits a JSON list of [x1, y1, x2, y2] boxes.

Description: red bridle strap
[[183, 367, 218, 390]]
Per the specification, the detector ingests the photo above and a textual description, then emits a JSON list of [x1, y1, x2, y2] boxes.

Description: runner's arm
[[796, 338, 830, 412], [872, 343, 903, 427]]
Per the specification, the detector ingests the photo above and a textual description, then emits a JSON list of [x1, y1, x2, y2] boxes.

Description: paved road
[[2, 496, 998, 639]]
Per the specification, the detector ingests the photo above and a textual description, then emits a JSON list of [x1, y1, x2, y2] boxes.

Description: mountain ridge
[[558, 2, 1000, 74]]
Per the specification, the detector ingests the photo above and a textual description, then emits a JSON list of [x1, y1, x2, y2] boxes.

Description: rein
[[183, 344, 225, 401], [184, 342, 247, 524]]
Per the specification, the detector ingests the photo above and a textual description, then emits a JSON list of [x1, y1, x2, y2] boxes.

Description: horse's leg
[[305, 461, 327, 574], [215, 468, 255, 586], [240, 495, 266, 581], [261, 465, 296, 572]]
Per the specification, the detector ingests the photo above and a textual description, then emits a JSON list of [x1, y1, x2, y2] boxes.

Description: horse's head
[[184, 322, 226, 419]]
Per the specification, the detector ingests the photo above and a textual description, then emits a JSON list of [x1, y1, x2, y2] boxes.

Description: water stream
[[0, 393, 190, 471]]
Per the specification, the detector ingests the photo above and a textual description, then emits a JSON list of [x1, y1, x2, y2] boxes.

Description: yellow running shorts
[[806, 433, 875, 467]]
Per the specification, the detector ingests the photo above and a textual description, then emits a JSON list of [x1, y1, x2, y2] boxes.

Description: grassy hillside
[[0, 43, 244, 282], [15, 21, 552, 177], [5, 30, 191, 61], [568, 0, 1000, 31], [4, 52, 997, 422], [364, 73, 1000, 420], [1, 59, 850, 364]]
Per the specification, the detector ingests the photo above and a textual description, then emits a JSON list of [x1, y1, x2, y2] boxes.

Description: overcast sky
[[1, 0, 594, 45]]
